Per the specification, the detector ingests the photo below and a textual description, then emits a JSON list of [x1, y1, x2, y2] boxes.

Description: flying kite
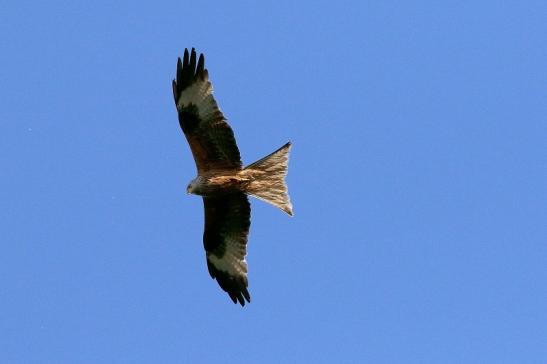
[[172, 48, 293, 306]]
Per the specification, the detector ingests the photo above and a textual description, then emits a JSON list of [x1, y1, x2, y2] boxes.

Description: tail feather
[[242, 142, 293, 216]]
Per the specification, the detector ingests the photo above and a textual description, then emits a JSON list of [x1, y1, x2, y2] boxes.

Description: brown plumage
[[172, 48, 293, 306]]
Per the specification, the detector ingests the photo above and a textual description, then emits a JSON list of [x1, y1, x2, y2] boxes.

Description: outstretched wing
[[172, 48, 242, 173], [203, 193, 251, 306]]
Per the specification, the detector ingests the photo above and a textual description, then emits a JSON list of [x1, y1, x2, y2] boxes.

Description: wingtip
[[229, 293, 237, 304], [229, 292, 249, 307], [207, 260, 252, 307], [183, 48, 189, 67], [172, 79, 178, 102], [197, 53, 205, 75], [242, 287, 251, 303], [175, 48, 208, 95], [189, 48, 197, 70]]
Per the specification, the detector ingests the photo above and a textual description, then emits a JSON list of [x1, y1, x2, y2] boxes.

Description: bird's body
[[187, 173, 243, 196], [172, 48, 293, 306]]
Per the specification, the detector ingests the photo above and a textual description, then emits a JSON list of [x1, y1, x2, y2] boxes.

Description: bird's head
[[186, 177, 201, 195]]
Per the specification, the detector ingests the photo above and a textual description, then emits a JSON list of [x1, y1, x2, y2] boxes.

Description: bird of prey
[[172, 48, 293, 306]]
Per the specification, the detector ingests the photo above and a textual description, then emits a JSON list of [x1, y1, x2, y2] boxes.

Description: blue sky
[[1, 1, 546, 363]]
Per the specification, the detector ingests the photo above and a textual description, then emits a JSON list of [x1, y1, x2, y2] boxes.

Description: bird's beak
[[186, 187, 191, 194]]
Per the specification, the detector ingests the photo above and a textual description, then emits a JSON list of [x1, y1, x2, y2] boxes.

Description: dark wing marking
[[172, 48, 242, 173], [203, 193, 251, 306]]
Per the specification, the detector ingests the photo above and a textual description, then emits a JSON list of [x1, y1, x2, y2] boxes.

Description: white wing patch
[[207, 235, 248, 279], [176, 80, 221, 123]]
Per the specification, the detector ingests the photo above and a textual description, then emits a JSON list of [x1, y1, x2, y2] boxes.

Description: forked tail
[[242, 142, 293, 216]]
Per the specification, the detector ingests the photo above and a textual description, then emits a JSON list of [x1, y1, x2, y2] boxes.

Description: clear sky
[[1, 1, 546, 363]]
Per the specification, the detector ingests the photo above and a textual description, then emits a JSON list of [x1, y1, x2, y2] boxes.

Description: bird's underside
[[173, 48, 292, 306]]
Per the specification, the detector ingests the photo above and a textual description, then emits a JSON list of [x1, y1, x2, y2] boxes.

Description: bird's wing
[[203, 193, 251, 306], [172, 48, 242, 173]]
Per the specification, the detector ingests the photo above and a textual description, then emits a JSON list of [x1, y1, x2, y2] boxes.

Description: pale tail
[[242, 142, 293, 216]]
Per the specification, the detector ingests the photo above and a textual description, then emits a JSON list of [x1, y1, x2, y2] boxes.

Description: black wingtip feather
[[196, 54, 205, 75], [189, 48, 197, 75], [173, 48, 208, 100], [207, 260, 251, 307], [183, 48, 189, 67], [172, 79, 177, 103], [176, 58, 183, 86]]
